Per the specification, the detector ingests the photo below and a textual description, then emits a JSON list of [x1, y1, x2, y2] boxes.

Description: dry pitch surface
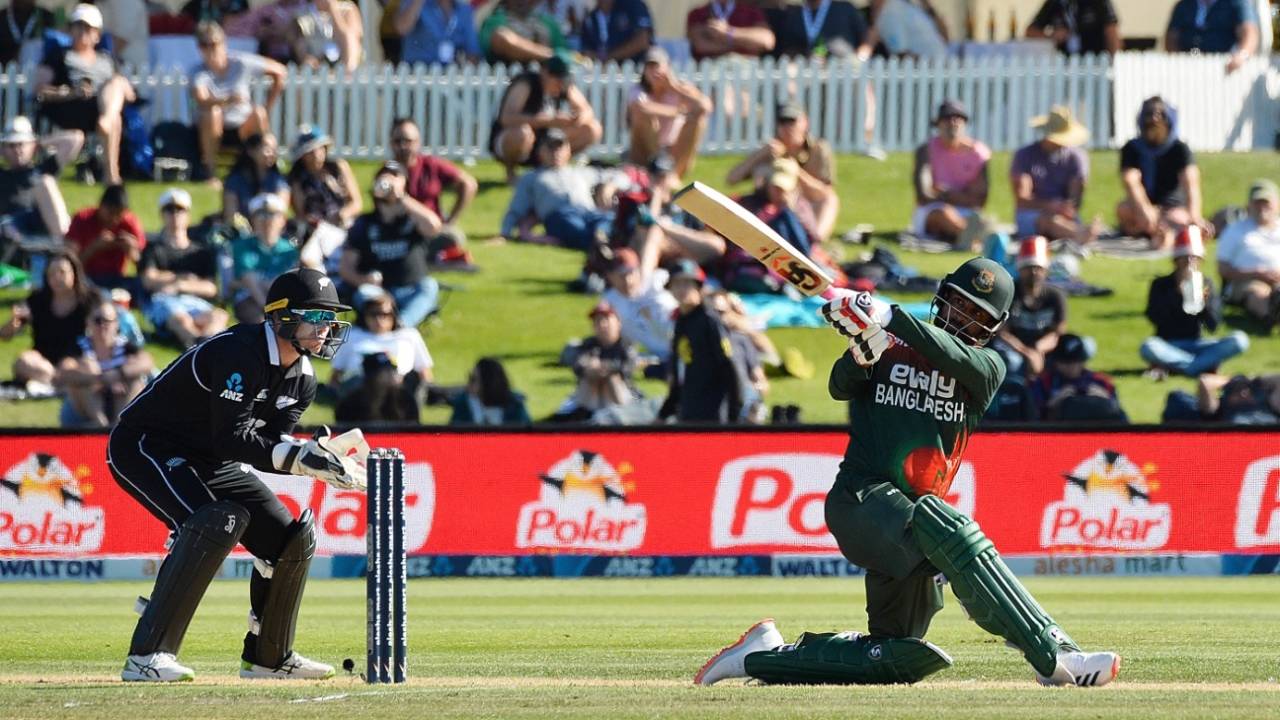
[[1, 576, 1277, 719]]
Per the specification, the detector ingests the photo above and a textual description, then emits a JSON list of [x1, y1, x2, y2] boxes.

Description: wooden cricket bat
[[672, 181, 836, 299]]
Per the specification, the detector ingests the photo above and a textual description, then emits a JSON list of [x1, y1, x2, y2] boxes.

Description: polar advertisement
[[1, 431, 1278, 561]]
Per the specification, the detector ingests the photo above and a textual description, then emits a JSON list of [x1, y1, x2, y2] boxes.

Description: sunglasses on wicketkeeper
[[288, 308, 339, 325]]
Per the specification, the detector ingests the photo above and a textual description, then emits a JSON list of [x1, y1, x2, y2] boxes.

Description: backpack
[[150, 122, 199, 181], [121, 103, 154, 179]]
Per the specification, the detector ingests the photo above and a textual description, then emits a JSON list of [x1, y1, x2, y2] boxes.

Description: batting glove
[[820, 291, 893, 338], [848, 325, 890, 367]]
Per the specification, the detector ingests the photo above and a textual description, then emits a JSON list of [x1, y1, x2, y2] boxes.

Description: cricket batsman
[[109, 268, 369, 682], [695, 258, 1121, 687]]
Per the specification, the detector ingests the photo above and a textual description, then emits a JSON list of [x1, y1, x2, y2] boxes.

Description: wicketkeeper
[[109, 268, 369, 682], [696, 258, 1121, 687]]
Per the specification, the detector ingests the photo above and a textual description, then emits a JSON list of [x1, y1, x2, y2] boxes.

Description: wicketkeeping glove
[[276, 427, 368, 490], [848, 325, 890, 367], [820, 291, 893, 338]]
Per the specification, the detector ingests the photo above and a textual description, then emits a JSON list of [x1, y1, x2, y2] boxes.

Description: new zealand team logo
[[516, 450, 647, 551], [1040, 449, 1170, 550], [0, 453, 105, 553]]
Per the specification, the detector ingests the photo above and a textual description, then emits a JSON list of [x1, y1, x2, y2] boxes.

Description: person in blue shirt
[[1164, 0, 1259, 72], [395, 0, 480, 66], [579, 0, 653, 64]]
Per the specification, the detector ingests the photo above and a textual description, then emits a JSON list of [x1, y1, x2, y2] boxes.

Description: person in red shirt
[[65, 183, 146, 291], [387, 117, 478, 266], [686, 0, 777, 60]]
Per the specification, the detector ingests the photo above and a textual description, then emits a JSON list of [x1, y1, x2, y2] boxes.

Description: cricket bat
[[673, 181, 836, 299]]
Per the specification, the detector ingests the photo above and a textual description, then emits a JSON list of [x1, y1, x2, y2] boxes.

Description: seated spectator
[[488, 54, 601, 183], [223, 133, 290, 224], [389, 117, 478, 249], [1141, 227, 1248, 378], [448, 356, 531, 425], [867, 0, 949, 59], [658, 259, 744, 423], [340, 162, 446, 328], [330, 288, 432, 423], [1217, 179, 1280, 328], [99, 0, 149, 69], [395, 0, 481, 67], [140, 189, 228, 348], [1116, 96, 1207, 251], [58, 296, 153, 428], [292, 0, 364, 71], [1165, 0, 1259, 72], [0, 249, 96, 395], [1025, 0, 1120, 55], [0, 117, 71, 243], [723, 158, 834, 294], [600, 246, 676, 363], [553, 300, 646, 423], [0, 0, 54, 67], [1194, 373, 1280, 424], [686, 0, 777, 61], [626, 47, 711, 178], [65, 184, 145, 293], [191, 22, 286, 183], [288, 126, 362, 228], [993, 236, 1068, 377], [708, 288, 775, 424], [911, 99, 990, 248], [479, 0, 568, 64], [773, 0, 872, 59], [499, 128, 619, 249], [33, 4, 136, 185], [229, 193, 300, 323], [1011, 105, 1100, 245], [726, 102, 838, 241], [1030, 333, 1124, 422], [580, 0, 653, 64]]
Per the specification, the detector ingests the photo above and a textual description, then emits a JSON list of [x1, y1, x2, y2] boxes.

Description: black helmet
[[931, 258, 1013, 346], [264, 268, 351, 359]]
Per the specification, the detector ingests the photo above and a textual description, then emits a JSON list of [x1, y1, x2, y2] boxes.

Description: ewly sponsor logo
[[1233, 455, 1280, 548], [1040, 449, 1170, 550], [0, 453, 105, 554], [516, 450, 646, 551]]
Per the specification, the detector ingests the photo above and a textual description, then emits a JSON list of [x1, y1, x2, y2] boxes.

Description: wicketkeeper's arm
[[886, 309, 1005, 407]]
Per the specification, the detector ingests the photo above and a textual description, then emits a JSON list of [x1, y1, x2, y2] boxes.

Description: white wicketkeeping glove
[[820, 291, 893, 338], [275, 427, 368, 490], [848, 325, 890, 367], [315, 427, 369, 491]]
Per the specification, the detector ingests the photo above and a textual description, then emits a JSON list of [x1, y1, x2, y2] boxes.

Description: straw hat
[[1029, 105, 1089, 147]]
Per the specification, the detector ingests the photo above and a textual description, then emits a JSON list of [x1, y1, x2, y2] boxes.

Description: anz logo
[[220, 372, 245, 402]]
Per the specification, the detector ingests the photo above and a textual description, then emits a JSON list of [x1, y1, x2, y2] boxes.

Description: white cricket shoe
[[694, 619, 785, 686], [1037, 650, 1121, 687], [121, 652, 195, 682], [240, 651, 335, 680]]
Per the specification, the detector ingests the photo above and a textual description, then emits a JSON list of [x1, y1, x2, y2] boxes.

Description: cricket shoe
[[239, 651, 335, 680], [694, 619, 784, 686], [1036, 650, 1121, 687], [121, 652, 195, 682]]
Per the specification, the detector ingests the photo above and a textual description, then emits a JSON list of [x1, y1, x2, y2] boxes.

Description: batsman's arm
[[887, 308, 1005, 406], [828, 352, 871, 401]]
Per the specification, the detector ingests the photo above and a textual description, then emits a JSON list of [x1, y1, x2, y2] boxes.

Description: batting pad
[[911, 494, 1076, 677], [744, 632, 952, 685]]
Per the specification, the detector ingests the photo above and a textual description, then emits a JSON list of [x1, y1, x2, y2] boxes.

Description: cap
[[291, 125, 332, 160], [1248, 178, 1279, 204], [777, 101, 805, 123], [158, 188, 192, 210], [377, 160, 407, 177], [541, 127, 569, 146], [1050, 334, 1091, 363], [643, 46, 669, 66], [265, 268, 350, 313], [1172, 225, 1205, 259], [69, 4, 103, 29], [935, 99, 969, 122], [1015, 235, 1050, 269], [766, 157, 800, 193], [665, 258, 706, 287], [1, 116, 35, 144], [588, 300, 617, 319], [248, 193, 287, 216], [543, 53, 572, 79], [609, 246, 639, 272]]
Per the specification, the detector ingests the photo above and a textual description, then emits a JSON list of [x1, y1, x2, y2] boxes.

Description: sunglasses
[[198, 41, 220, 49], [390, 136, 415, 145], [369, 309, 395, 318], [91, 316, 117, 326], [290, 308, 338, 325], [161, 205, 187, 214]]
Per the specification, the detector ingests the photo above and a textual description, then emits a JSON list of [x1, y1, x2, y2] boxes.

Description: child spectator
[[330, 288, 432, 422], [993, 236, 1068, 377], [58, 296, 154, 427], [140, 189, 228, 348], [553, 300, 644, 423], [222, 133, 290, 225], [229, 193, 299, 323], [1030, 333, 1125, 422], [449, 357, 532, 425], [658, 259, 744, 423], [0, 249, 97, 396], [65, 184, 146, 294]]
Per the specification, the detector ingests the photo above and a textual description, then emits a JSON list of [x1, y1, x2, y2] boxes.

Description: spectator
[[1030, 333, 1125, 422], [0, 249, 97, 395], [993, 236, 1068, 377], [389, 117, 478, 244], [191, 22, 286, 184], [33, 4, 136, 185], [911, 99, 990, 248], [658, 259, 744, 423], [140, 189, 229, 349], [0, 0, 54, 67], [0, 117, 71, 243], [726, 102, 839, 241], [686, 0, 777, 60], [292, 0, 364, 71], [339, 162, 445, 328], [98, 0, 150, 68], [395, 0, 481, 66], [1010, 105, 1100, 245], [65, 184, 146, 293], [867, 0, 950, 59], [479, 0, 568, 64], [222, 133, 291, 225], [580, 0, 653, 63], [489, 54, 601, 183], [222, 0, 305, 63], [707, 288, 774, 424], [723, 158, 828, 294], [618, 152, 726, 282], [1193, 373, 1280, 424], [1166, 0, 1259, 72], [448, 356, 532, 425], [774, 0, 871, 59], [553, 300, 644, 422], [1025, 0, 1120, 55], [330, 288, 432, 423], [1140, 226, 1248, 377], [500, 128, 619, 249], [1217, 179, 1280, 328], [58, 296, 153, 428], [1116, 96, 1207, 251], [600, 246, 676, 363], [539, 0, 589, 44], [228, 193, 300, 323], [626, 47, 711, 178], [288, 126, 362, 228]]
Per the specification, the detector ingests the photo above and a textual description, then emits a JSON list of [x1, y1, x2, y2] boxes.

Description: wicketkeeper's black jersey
[[118, 322, 317, 472]]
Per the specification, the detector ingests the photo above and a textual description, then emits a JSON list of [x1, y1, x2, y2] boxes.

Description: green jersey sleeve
[[828, 351, 871, 401], [886, 309, 1005, 409]]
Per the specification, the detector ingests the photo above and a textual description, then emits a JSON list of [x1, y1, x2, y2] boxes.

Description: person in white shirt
[[1217, 179, 1280, 327], [328, 287, 433, 407], [98, 0, 149, 68], [600, 246, 676, 364]]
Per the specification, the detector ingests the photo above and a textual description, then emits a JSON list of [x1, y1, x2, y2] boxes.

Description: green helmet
[[932, 257, 1013, 346]]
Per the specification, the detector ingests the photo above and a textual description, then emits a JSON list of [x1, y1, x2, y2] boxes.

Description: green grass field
[[1, 577, 1278, 718], [1, 150, 1276, 426]]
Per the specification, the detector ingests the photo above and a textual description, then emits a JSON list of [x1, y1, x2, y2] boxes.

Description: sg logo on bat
[[770, 256, 823, 292]]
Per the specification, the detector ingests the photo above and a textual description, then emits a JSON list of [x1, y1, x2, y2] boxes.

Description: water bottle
[[1181, 269, 1205, 315]]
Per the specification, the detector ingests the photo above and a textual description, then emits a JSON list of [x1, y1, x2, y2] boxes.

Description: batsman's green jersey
[[830, 308, 1004, 499]]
